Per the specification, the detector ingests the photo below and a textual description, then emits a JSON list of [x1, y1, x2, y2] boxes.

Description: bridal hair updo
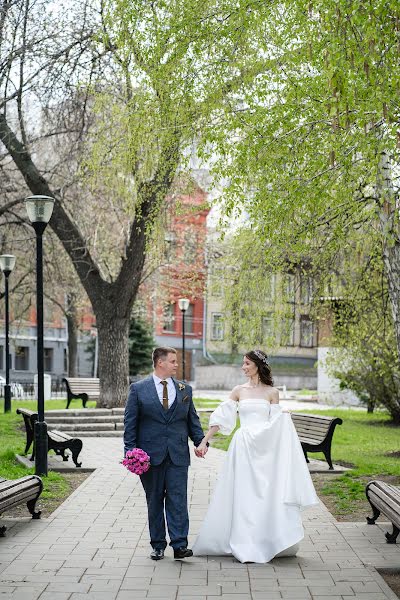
[[245, 349, 274, 386]]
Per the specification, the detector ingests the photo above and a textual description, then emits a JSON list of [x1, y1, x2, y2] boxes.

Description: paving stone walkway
[[1, 439, 399, 599]]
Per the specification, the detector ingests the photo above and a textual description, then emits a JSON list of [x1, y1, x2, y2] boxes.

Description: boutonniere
[[182, 395, 189, 403], [178, 383, 185, 391]]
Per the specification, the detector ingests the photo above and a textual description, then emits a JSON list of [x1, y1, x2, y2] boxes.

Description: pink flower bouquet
[[122, 448, 150, 475]]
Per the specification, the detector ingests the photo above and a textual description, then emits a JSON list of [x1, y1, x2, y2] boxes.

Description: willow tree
[[0, 0, 273, 406], [208, 2, 400, 386]]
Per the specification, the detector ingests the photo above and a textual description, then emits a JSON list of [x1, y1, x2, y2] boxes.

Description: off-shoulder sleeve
[[269, 403, 283, 421], [209, 399, 238, 435]]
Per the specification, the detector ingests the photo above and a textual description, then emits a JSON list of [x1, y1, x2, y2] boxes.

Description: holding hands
[[195, 439, 208, 458], [195, 425, 219, 458]]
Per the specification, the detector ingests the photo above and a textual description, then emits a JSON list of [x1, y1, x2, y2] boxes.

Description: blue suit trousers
[[140, 453, 189, 550]]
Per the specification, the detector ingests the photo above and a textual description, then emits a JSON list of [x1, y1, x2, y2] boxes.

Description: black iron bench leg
[[26, 498, 41, 519], [323, 446, 334, 470], [366, 503, 381, 524], [70, 440, 83, 467], [24, 430, 33, 455], [385, 525, 399, 544], [302, 446, 310, 464], [0, 525, 7, 537], [66, 392, 88, 409]]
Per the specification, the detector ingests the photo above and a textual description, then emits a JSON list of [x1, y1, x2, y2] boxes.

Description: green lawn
[[198, 407, 400, 516]]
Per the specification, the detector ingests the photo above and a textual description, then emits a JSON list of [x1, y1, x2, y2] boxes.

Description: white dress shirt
[[152, 374, 177, 408]]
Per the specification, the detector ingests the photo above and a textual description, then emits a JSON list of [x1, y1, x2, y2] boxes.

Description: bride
[[193, 349, 319, 563]]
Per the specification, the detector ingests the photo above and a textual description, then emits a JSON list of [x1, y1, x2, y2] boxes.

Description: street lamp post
[[25, 195, 55, 477], [178, 298, 190, 381], [0, 255, 16, 413]]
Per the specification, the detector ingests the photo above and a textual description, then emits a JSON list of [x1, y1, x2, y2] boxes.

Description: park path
[[0, 439, 399, 600]]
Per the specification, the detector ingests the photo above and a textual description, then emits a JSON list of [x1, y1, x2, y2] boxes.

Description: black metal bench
[[16, 408, 83, 467], [291, 412, 343, 470], [62, 377, 100, 409], [366, 480, 400, 543], [0, 475, 43, 536]]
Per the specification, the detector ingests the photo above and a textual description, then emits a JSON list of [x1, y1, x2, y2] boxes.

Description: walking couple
[[123, 346, 318, 563]]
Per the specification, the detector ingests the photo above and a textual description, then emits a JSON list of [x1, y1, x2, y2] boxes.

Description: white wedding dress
[[193, 399, 319, 563]]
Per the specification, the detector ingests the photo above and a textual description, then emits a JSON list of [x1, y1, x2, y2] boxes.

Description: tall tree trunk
[[96, 312, 129, 408], [66, 293, 78, 377]]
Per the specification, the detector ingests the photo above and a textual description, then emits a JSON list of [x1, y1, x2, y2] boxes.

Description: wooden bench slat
[[373, 482, 400, 501], [369, 488, 400, 512], [294, 421, 332, 429], [297, 437, 327, 446], [294, 425, 330, 436], [292, 413, 338, 422], [0, 489, 41, 511], [295, 431, 328, 441], [369, 492, 400, 519]]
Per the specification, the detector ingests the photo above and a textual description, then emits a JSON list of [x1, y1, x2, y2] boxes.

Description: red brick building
[[139, 183, 210, 380]]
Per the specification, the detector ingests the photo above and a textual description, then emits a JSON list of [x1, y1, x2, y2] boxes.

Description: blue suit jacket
[[123, 376, 205, 466]]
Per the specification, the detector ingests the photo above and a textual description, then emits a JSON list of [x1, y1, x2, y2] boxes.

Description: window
[[183, 235, 198, 263], [184, 304, 194, 334], [281, 318, 295, 346], [285, 273, 296, 303], [15, 346, 29, 370], [209, 267, 224, 297], [44, 348, 53, 372], [300, 316, 314, 347], [0, 346, 3, 370], [262, 313, 274, 341], [164, 232, 176, 263], [265, 274, 276, 302], [300, 277, 313, 305], [163, 303, 175, 332], [211, 313, 224, 340]]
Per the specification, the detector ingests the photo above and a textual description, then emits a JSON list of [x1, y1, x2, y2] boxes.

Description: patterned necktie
[[161, 380, 169, 410]]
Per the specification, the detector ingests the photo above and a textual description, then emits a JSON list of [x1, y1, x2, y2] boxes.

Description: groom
[[124, 346, 207, 560]]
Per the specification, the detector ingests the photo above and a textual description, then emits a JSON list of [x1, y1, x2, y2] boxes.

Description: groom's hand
[[195, 441, 208, 458]]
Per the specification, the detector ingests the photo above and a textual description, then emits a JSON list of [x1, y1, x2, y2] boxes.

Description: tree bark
[[96, 312, 129, 408], [66, 293, 78, 377]]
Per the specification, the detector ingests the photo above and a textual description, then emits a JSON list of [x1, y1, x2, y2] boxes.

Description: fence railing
[[0, 378, 67, 399]]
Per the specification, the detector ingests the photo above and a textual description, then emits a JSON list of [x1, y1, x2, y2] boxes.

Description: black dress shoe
[[150, 549, 164, 560], [173, 547, 193, 559]]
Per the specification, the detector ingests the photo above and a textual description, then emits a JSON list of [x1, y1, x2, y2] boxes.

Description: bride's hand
[[195, 440, 208, 458]]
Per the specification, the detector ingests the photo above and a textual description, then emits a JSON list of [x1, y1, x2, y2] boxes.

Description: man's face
[[158, 352, 178, 378]]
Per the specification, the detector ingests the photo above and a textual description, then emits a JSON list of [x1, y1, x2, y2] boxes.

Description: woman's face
[[242, 356, 258, 378]]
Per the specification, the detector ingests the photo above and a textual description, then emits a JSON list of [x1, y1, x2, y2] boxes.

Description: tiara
[[253, 349, 269, 365]]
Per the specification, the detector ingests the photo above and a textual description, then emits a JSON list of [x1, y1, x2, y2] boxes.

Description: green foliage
[[204, 2, 400, 401], [84, 0, 277, 256], [209, 1, 400, 253], [324, 251, 400, 422], [128, 317, 155, 376]]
